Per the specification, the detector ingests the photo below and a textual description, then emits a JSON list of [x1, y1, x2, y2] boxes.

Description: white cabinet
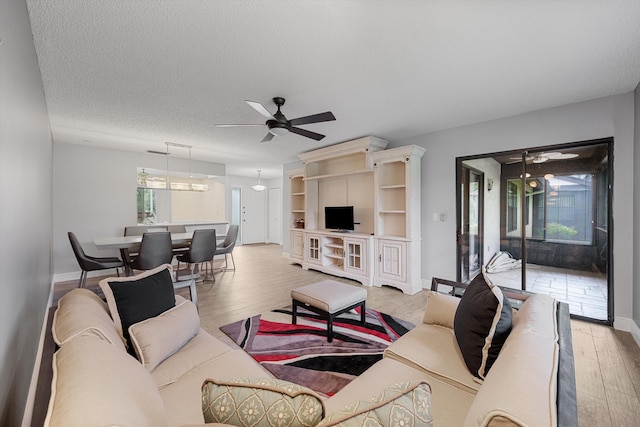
[[305, 233, 322, 266], [344, 237, 368, 277], [290, 230, 304, 262], [289, 137, 425, 293], [376, 239, 407, 283], [302, 231, 373, 285]]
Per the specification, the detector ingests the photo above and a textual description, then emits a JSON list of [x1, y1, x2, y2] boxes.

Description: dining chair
[[214, 224, 238, 271], [175, 229, 217, 282], [128, 232, 174, 272], [68, 232, 125, 288], [168, 224, 190, 257], [123, 226, 148, 236]]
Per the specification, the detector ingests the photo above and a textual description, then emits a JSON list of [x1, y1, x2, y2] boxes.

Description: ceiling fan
[[216, 97, 336, 142], [507, 151, 579, 164]]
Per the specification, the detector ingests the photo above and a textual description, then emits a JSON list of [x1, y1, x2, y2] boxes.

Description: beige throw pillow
[[129, 299, 200, 372], [422, 291, 460, 328]]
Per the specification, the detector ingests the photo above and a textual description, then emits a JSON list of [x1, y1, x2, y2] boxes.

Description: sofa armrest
[[556, 302, 578, 427]]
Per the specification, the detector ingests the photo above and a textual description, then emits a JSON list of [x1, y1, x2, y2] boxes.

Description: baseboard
[[21, 279, 55, 426], [630, 319, 640, 349], [52, 267, 122, 284]]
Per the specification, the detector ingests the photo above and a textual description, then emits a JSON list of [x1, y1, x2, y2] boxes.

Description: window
[[137, 188, 158, 224], [505, 174, 593, 244]]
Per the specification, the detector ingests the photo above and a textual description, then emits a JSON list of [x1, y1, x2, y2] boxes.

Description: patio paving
[[487, 264, 608, 321]]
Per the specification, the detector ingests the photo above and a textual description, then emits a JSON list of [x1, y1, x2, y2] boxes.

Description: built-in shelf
[[289, 137, 425, 294], [324, 243, 344, 249], [303, 169, 372, 181], [379, 210, 406, 214]]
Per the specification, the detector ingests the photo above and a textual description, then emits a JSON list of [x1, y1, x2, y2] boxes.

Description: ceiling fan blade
[[289, 111, 336, 126], [261, 132, 275, 143], [548, 153, 578, 159], [215, 124, 264, 127], [245, 100, 275, 120], [289, 127, 325, 141]]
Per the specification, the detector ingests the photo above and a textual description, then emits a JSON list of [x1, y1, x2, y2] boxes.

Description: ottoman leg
[[360, 301, 366, 325], [327, 314, 334, 343], [292, 300, 298, 324]]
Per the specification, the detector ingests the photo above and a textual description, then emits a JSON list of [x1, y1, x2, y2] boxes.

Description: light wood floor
[[50, 244, 640, 426]]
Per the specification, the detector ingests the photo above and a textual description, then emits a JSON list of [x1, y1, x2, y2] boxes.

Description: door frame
[[456, 162, 484, 283], [455, 137, 614, 325]]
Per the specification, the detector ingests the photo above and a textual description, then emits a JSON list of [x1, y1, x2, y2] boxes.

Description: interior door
[[267, 188, 282, 244], [241, 188, 266, 244]]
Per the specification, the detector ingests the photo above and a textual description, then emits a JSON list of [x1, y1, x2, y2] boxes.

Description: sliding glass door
[[457, 139, 612, 324]]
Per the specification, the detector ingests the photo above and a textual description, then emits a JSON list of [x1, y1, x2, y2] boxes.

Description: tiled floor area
[[487, 264, 608, 321]]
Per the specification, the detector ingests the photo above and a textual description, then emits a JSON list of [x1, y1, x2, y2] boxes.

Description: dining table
[[94, 232, 195, 276]]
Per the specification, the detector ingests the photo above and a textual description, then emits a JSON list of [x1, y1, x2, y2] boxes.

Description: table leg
[[120, 248, 133, 276]]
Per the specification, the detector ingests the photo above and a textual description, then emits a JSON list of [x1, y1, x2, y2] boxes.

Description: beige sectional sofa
[[44, 266, 576, 426]]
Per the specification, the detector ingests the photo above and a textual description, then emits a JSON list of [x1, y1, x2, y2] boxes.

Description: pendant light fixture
[[252, 170, 267, 192]]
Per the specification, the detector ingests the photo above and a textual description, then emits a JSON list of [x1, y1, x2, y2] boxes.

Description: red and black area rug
[[219, 306, 414, 396]]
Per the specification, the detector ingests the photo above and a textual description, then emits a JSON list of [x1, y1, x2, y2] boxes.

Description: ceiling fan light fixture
[[252, 169, 267, 192], [269, 126, 289, 137], [532, 155, 547, 164]]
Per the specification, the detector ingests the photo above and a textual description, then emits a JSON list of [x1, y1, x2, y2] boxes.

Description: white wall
[[391, 93, 636, 328], [52, 142, 225, 277], [634, 83, 640, 336], [170, 179, 225, 222], [0, 1, 53, 423]]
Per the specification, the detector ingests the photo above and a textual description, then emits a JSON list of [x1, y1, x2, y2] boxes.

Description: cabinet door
[[376, 239, 407, 283], [345, 238, 367, 276], [290, 231, 304, 260], [305, 234, 322, 265]]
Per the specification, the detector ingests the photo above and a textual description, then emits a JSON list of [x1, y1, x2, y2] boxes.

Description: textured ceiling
[[25, 0, 640, 179]]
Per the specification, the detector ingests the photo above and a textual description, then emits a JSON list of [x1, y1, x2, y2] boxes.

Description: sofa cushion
[[44, 334, 167, 427], [326, 358, 475, 427], [129, 299, 201, 372], [52, 288, 126, 350], [318, 380, 433, 427], [158, 349, 273, 426], [384, 323, 481, 393], [202, 378, 325, 427], [99, 264, 176, 348], [423, 291, 460, 328], [151, 330, 234, 388], [454, 271, 512, 380]]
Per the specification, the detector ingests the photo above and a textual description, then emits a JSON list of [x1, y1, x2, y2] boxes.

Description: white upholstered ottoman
[[291, 280, 367, 342]]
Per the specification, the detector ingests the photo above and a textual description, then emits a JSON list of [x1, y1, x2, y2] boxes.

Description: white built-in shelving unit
[[288, 136, 425, 294]]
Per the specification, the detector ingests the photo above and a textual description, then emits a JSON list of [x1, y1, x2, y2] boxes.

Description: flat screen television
[[325, 206, 355, 231]]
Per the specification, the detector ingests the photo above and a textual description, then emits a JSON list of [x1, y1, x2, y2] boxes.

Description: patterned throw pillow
[[202, 378, 325, 427], [318, 380, 433, 427]]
